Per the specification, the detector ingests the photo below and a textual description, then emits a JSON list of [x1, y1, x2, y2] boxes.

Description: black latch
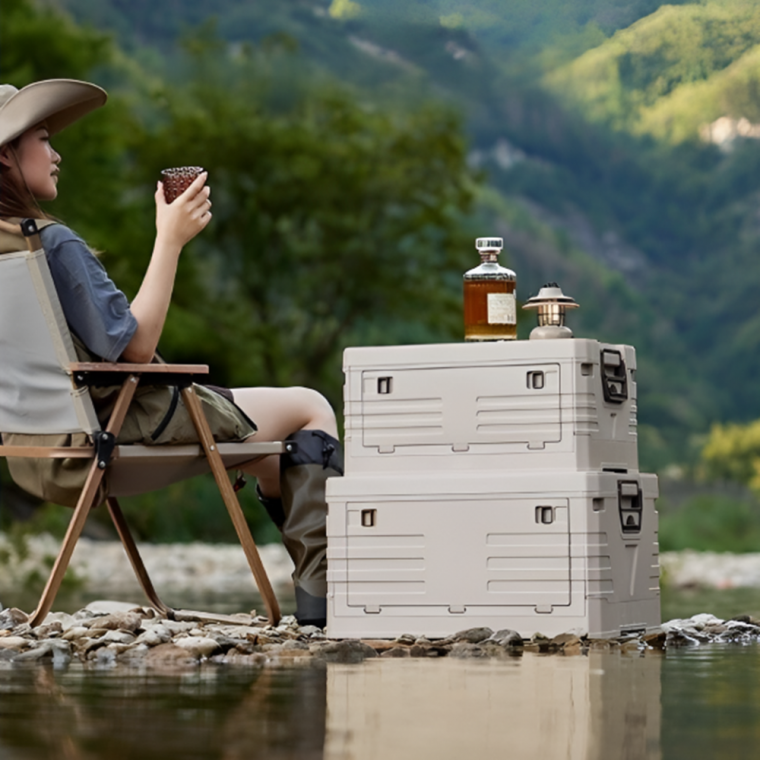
[[94, 431, 116, 470], [618, 480, 642, 534], [601, 349, 628, 404]]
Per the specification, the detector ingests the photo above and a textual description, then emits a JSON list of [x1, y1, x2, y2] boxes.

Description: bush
[[658, 493, 760, 553]]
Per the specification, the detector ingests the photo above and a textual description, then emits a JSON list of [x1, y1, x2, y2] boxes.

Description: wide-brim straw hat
[[0, 78, 107, 148]]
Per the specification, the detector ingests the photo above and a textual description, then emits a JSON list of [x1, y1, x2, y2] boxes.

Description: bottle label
[[487, 293, 516, 324]]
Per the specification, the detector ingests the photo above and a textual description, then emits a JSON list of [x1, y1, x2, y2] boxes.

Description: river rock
[[643, 631, 667, 649], [299, 625, 324, 637], [92, 648, 117, 668], [311, 640, 377, 664], [174, 636, 220, 657], [13, 640, 71, 663], [84, 601, 143, 615], [448, 627, 494, 644], [101, 630, 136, 645], [380, 646, 411, 658], [162, 620, 197, 636], [62, 627, 91, 642], [450, 642, 488, 659], [135, 624, 172, 647], [488, 629, 523, 647], [144, 643, 199, 667], [217, 651, 268, 667], [39, 612, 77, 631], [410, 644, 439, 657], [0, 608, 28, 630], [116, 644, 150, 666], [0, 636, 29, 650], [84, 611, 142, 633], [551, 633, 582, 648]]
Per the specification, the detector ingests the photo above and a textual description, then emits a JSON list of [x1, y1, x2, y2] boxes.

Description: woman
[[0, 79, 341, 626]]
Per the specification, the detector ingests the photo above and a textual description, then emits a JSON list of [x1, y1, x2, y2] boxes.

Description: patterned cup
[[160, 166, 205, 203]]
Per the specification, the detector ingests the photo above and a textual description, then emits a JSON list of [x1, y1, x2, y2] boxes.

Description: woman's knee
[[232, 385, 337, 439], [290, 386, 337, 433]]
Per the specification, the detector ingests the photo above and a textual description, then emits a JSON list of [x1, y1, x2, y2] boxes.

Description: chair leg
[[28, 461, 106, 627], [181, 386, 282, 626], [28, 374, 140, 627], [106, 497, 174, 618]]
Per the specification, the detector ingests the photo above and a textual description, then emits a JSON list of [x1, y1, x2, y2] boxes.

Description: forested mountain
[[17, 0, 760, 473]]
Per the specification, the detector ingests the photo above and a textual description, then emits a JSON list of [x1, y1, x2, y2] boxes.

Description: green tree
[[114, 34, 478, 406], [701, 418, 760, 494]]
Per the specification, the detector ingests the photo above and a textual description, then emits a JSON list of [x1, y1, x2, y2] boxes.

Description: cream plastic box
[[326, 470, 659, 639], [342, 340, 639, 475], [326, 340, 660, 639]]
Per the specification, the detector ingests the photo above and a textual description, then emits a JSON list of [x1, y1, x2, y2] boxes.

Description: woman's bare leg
[[231, 386, 338, 498]]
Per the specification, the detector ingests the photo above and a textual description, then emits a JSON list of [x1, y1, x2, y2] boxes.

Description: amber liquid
[[464, 279, 517, 341]]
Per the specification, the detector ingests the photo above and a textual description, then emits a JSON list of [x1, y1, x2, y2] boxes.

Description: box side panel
[[327, 473, 660, 639]]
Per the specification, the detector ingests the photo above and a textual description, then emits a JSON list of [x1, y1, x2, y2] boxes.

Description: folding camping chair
[[0, 220, 286, 626]]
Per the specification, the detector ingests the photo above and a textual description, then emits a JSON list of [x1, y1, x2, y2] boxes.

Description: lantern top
[[523, 282, 579, 311]]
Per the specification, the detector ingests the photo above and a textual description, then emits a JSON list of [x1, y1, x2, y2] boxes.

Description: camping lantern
[[523, 282, 579, 339]]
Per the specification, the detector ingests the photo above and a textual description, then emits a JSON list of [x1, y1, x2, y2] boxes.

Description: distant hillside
[[31, 0, 760, 470], [546, 2, 760, 141]]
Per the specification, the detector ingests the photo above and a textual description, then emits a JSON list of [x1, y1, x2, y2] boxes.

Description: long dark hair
[[0, 138, 53, 221]]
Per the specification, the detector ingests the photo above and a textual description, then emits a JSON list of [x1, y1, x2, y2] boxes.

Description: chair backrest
[[0, 247, 100, 435]]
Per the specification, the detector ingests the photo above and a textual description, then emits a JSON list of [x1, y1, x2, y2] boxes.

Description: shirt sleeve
[[40, 224, 138, 362]]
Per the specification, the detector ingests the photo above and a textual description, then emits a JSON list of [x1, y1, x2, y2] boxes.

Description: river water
[[2, 587, 760, 759], [1, 645, 759, 759]]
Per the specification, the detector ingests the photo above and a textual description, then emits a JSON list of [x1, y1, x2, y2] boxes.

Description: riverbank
[[0, 534, 296, 604], [1, 601, 758, 669], [3, 535, 760, 601]]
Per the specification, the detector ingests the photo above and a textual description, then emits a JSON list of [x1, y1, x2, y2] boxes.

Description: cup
[[160, 166, 205, 203]]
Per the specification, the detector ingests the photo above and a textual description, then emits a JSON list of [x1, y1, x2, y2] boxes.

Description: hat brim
[[0, 79, 107, 148]]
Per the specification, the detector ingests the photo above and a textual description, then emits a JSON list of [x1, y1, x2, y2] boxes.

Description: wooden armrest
[[70, 362, 209, 374], [71, 362, 210, 389], [0, 445, 94, 458]]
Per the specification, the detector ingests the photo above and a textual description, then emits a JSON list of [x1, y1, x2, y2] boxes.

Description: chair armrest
[[0, 445, 94, 458], [71, 362, 210, 388], [70, 363, 209, 374]]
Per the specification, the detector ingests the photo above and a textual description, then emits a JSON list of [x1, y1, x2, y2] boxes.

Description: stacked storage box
[[326, 340, 660, 639]]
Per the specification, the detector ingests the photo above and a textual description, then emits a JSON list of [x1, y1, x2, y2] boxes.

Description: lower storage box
[[325, 470, 660, 639]]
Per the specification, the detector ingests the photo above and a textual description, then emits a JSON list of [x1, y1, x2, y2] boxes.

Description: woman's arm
[[121, 172, 211, 363]]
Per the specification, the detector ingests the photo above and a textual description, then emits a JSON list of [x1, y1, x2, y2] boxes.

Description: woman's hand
[[122, 172, 212, 363], [154, 171, 212, 252]]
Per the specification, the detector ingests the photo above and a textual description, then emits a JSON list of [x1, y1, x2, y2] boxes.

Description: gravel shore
[[1, 602, 757, 669], [2, 536, 760, 668]]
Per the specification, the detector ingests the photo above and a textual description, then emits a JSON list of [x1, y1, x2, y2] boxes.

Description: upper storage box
[[342, 340, 639, 474]]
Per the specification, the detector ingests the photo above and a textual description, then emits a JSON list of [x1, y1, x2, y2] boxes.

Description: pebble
[[3, 538, 760, 669], [0, 605, 756, 668]]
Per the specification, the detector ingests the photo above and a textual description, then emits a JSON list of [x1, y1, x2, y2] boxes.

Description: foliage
[[701, 419, 760, 493], [1, 0, 112, 83], [109, 34, 477, 403], [658, 493, 760, 553], [545, 1, 760, 140], [0, 522, 84, 593], [6, 0, 760, 547], [1, 4, 478, 543]]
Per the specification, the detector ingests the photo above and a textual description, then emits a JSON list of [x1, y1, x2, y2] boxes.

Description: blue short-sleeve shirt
[[40, 224, 138, 362]]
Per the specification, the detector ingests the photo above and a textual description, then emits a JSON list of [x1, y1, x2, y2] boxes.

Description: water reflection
[[0, 666, 326, 760], [661, 645, 760, 759], [324, 653, 661, 760], [0, 651, 665, 760], [8, 640, 760, 759]]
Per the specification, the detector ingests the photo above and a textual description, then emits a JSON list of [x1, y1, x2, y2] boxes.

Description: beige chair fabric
[[0, 249, 99, 435], [0, 239, 284, 626]]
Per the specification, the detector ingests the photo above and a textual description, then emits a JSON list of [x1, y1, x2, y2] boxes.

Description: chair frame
[[0, 223, 285, 627]]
